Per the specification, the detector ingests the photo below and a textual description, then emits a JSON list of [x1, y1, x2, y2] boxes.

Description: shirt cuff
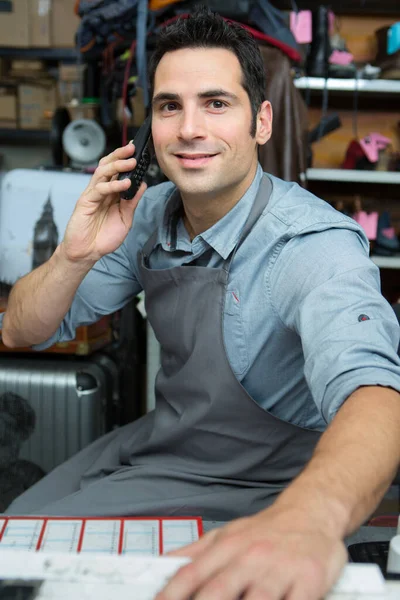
[[30, 332, 61, 351], [0, 311, 60, 351], [322, 368, 400, 423]]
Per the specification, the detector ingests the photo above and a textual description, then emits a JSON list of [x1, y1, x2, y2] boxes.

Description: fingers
[[159, 553, 322, 600], [95, 156, 137, 182], [88, 142, 137, 187], [82, 160, 148, 209], [191, 553, 270, 600], [94, 176, 132, 197], [242, 560, 317, 600], [98, 142, 135, 167], [166, 530, 218, 559], [157, 534, 243, 600], [119, 180, 147, 216]]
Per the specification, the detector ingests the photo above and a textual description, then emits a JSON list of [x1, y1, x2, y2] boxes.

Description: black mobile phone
[[118, 115, 154, 200]]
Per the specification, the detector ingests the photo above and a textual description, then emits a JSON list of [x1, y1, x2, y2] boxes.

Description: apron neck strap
[[142, 228, 159, 263], [224, 174, 272, 272]]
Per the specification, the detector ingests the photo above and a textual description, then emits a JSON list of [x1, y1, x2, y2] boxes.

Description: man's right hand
[[62, 142, 147, 264]]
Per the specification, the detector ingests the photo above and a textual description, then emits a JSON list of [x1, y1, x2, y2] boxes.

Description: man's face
[[151, 47, 270, 201]]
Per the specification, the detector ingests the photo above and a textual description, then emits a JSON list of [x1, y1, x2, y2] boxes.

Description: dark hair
[[148, 5, 266, 137]]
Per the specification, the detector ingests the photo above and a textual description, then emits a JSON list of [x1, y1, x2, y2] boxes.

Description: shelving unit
[[281, 0, 400, 15], [0, 46, 79, 145], [371, 256, 400, 269], [294, 77, 400, 94], [0, 129, 50, 144], [296, 72, 400, 277], [306, 169, 400, 184], [0, 47, 78, 61]]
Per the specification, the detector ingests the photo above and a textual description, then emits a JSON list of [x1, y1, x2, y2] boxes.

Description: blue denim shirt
[[5, 165, 400, 430]]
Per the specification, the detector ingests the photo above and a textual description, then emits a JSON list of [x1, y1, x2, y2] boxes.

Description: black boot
[[306, 6, 331, 78]]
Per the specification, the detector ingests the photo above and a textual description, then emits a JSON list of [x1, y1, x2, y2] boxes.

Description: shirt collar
[[159, 163, 264, 259], [199, 164, 264, 259]]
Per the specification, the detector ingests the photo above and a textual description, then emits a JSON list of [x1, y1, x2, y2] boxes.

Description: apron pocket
[[224, 289, 249, 377]]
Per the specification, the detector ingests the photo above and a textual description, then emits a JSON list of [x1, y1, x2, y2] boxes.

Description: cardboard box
[[18, 81, 57, 129], [30, 0, 51, 47], [67, 102, 99, 121], [59, 64, 85, 82], [8, 71, 50, 81], [0, 120, 17, 129], [11, 60, 46, 72], [58, 81, 82, 105], [0, 59, 10, 78], [9, 60, 49, 80], [52, 0, 80, 48], [58, 64, 85, 105], [0, 92, 17, 121], [0, 0, 30, 47], [0, 0, 52, 48]]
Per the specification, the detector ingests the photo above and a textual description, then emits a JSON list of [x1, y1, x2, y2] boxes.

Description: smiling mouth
[[175, 153, 218, 159]]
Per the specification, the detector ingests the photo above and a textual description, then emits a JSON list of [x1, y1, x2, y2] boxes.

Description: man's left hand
[[155, 507, 347, 600]]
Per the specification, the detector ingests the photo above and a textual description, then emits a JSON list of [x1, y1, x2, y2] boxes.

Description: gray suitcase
[[0, 356, 111, 476]]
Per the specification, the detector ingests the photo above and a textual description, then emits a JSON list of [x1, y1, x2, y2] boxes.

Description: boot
[[375, 26, 400, 79], [306, 6, 331, 78]]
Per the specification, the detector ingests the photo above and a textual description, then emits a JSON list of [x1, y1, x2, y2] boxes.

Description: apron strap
[[142, 227, 159, 263], [224, 174, 272, 273]]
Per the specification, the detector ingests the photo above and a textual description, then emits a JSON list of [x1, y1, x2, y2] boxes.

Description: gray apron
[[7, 175, 322, 520]]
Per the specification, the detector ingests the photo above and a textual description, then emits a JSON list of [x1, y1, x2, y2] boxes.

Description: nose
[[178, 107, 206, 142]]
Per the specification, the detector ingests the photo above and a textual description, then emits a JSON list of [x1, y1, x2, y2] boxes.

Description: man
[[2, 7, 400, 600]]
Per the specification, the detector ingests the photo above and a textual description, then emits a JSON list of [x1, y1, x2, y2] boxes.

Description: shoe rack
[[296, 12, 400, 302], [295, 77, 400, 93]]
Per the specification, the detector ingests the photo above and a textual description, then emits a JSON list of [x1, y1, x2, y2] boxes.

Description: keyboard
[[348, 541, 390, 576]]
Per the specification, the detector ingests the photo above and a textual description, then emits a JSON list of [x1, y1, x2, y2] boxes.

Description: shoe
[[375, 26, 400, 79], [342, 140, 374, 170], [374, 211, 400, 255], [353, 210, 379, 241], [306, 6, 331, 77], [328, 32, 357, 79]]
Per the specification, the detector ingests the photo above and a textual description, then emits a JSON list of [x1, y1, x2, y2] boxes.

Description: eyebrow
[[152, 89, 239, 106]]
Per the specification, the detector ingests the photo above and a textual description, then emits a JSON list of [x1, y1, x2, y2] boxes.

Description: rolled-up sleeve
[[270, 226, 400, 424], [1, 240, 142, 351]]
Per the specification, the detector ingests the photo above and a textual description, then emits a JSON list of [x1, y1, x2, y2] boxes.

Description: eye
[[209, 100, 226, 109], [161, 102, 178, 112]]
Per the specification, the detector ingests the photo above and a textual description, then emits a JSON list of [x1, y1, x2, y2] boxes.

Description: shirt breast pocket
[[224, 289, 249, 377]]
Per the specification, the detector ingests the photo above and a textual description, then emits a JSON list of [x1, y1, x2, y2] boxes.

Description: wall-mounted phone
[[118, 115, 154, 200]]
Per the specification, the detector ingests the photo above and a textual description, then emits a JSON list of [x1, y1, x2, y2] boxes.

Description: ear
[[255, 100, 272, 146]]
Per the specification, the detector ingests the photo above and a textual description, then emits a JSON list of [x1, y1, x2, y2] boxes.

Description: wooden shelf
[[0, 129, 50, 144], [371, 256, 400, 269], [0, 47, 77, 61], [305, 169, 400, 184], [294, 77, 400, 94]]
